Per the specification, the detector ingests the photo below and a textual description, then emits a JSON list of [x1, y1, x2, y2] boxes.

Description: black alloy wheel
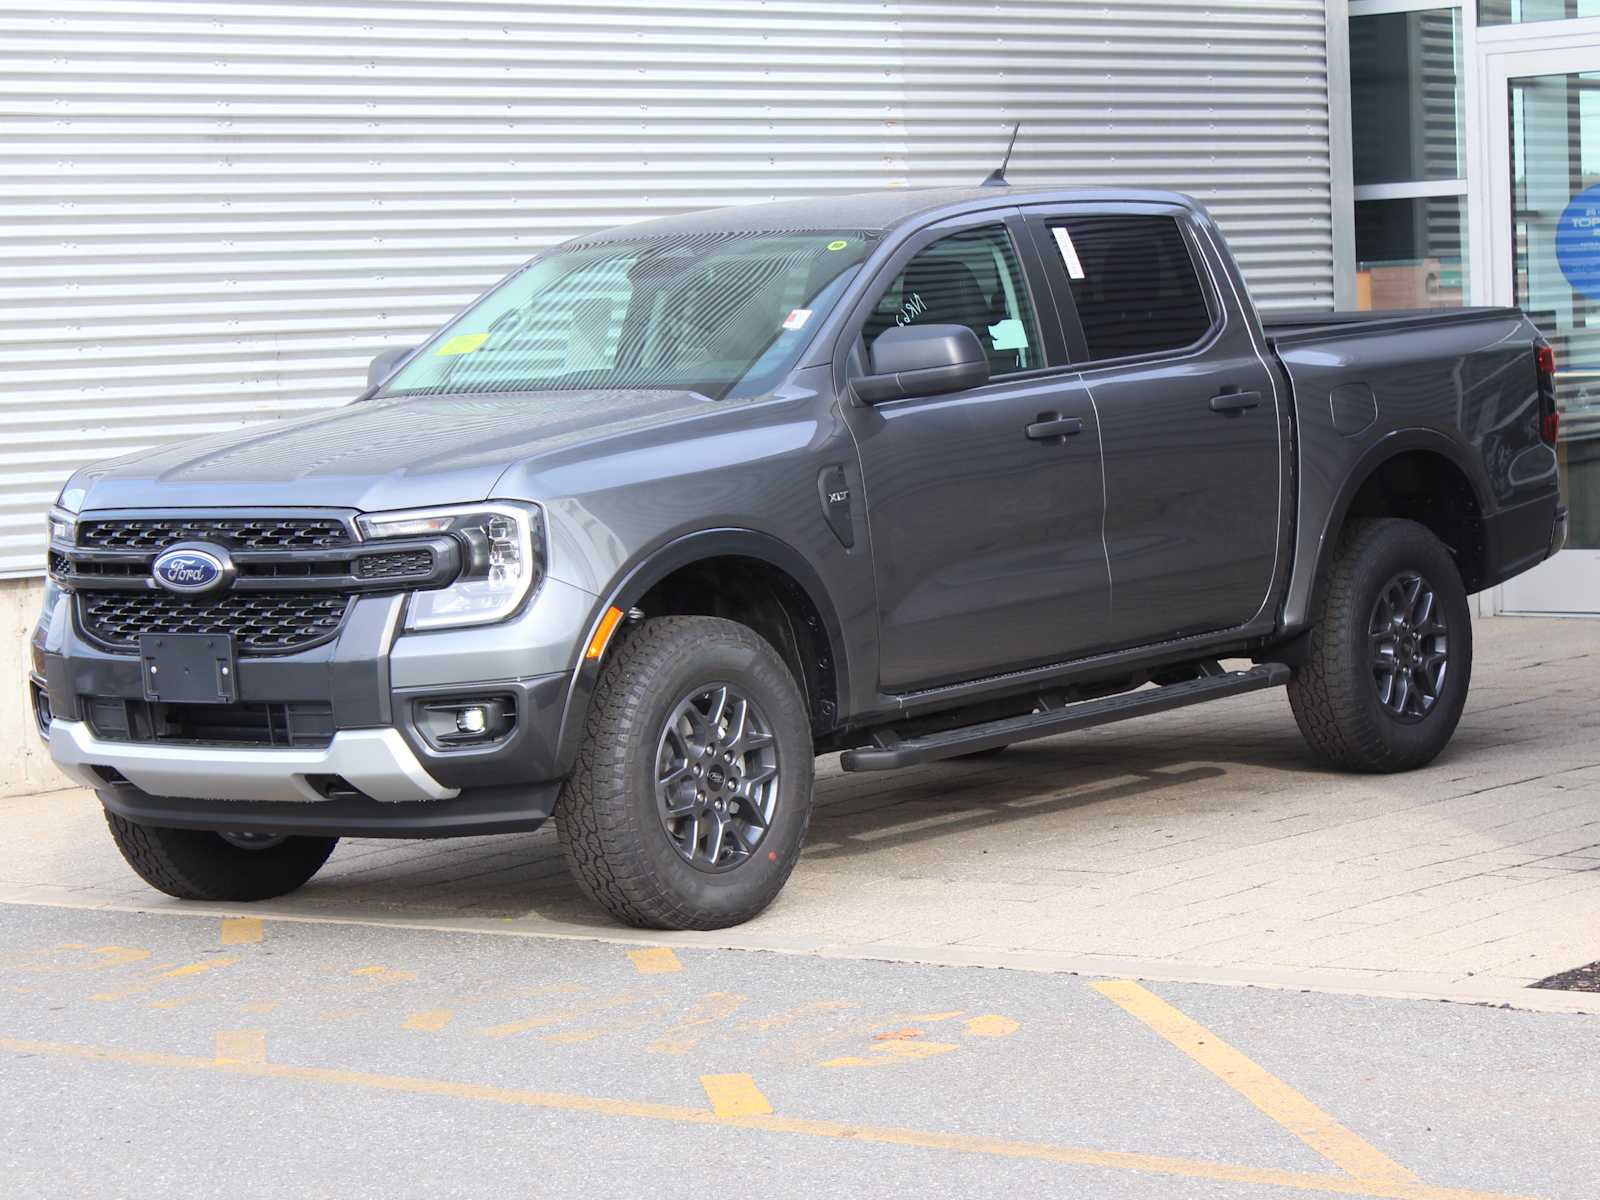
[[655, 683, 781, 872], [1368, 572, 1450, 723]]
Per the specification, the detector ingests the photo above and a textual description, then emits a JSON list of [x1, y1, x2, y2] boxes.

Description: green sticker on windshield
[[826, 240, 849, 251], [436, 332, 489, 356]]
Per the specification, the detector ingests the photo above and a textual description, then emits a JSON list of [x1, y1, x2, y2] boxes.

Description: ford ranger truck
[[30, 187, 1565, 930]]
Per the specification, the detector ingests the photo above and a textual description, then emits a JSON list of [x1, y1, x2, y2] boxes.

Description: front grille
[[85, 696, 335, 749], [80, 591, 351, 654], [79, 516, 352, 553], [355, 549, 434, 580]]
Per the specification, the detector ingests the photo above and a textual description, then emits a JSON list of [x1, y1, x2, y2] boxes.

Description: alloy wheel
[[654, 683, 780, 872], [1369, 572, 1449, 723]]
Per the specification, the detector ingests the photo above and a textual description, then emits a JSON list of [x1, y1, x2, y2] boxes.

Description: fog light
[[414, 695, 515, 750]]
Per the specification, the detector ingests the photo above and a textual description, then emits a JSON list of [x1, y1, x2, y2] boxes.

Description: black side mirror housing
[[367, 345, 416, 389], [853, 324, 990, 405]]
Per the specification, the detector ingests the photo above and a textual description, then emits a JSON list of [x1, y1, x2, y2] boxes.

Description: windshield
[[381, 230, 880, 401]]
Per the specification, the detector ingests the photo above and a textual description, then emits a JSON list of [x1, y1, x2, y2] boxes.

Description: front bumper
[[32, 573, 598, 837], [50, 719, 454, 804]]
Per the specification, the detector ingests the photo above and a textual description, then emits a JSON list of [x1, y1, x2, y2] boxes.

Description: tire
[[104, 810, 337, 901], [555, 615, 814, 930], [1287, 517, 1472, 773]]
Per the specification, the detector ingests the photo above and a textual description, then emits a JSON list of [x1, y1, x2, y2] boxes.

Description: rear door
[[1023, 205, 1283, 647], [840, 212, 1112, 692]]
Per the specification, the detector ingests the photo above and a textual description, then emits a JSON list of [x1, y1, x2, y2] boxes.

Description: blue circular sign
[[152, 546, 229, 594], [1555, 184, 1600, 301]]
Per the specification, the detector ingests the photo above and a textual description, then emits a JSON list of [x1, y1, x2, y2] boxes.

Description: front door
[[1486, 37, 1600, 613], [842, 217, 1112, 693]]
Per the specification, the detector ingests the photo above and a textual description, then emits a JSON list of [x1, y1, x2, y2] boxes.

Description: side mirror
[[853, 324, 990, 405], [367, 345, 416, 389]]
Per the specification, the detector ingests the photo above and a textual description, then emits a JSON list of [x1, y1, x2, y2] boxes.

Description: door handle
[[1208, 390, 1262, 414], [1025, 415, 1083, 441]]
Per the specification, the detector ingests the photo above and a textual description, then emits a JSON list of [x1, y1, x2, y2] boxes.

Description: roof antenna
[[982, 121, 1021, 187]]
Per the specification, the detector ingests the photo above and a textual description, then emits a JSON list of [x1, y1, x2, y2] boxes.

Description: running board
[[840, 663, 1291, 772]]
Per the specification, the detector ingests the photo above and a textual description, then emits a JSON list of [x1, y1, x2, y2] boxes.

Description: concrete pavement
[[5, 615, 1598, 1009]]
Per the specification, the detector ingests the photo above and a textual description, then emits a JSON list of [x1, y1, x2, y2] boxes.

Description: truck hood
[[69, 390, 718, 512]]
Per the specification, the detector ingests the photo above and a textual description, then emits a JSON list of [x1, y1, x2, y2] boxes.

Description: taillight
[[1535, 340, 1559, 446]]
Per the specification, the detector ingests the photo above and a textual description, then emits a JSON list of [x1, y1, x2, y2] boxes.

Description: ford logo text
[[151, 546, 230, 594]]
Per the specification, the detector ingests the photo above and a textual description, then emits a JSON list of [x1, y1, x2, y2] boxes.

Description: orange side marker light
[[585, 606, 626, 660]]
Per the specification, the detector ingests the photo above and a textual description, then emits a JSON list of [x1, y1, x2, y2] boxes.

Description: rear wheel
[[104, 810, 337, 901], [555, 616, 815, 930], [1288, 518, 1472, 772]]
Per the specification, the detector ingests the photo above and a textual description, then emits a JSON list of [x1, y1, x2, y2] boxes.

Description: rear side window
[[1049, 215, 1213, 361]]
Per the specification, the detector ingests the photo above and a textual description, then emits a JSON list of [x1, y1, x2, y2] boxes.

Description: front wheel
[[555, 615, 815, 930], [1288, 518, 1472, 772], [105, 810, 338, 900]]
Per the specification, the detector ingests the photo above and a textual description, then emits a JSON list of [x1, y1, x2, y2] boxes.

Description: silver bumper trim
[[48, 720, 459, 804]]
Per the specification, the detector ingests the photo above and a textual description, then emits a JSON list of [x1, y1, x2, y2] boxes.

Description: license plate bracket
[[139, 634, 238, 704]]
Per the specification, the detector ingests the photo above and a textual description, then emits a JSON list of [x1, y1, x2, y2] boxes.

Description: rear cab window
[[1044, 214, 1215, 362]]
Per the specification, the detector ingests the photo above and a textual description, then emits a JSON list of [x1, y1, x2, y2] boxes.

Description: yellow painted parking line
[[214, 1030, 266, 1066], [1093, 979, 1419, 1187], [403, 1009, 455, 1033], [0, 1035, 1534, 1200], [91, 955, 238, 1002], [220, 917, 262, 946], [628, 947, 683, 974], [699, 1073, 773, 1118]]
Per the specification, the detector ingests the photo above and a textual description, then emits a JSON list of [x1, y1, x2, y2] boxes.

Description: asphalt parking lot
[[2, 615, 1598, 1198], [4, 904, 1598, 1200]]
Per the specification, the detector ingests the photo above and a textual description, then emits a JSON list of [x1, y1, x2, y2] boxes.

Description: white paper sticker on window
[[782, 308, 813, 331], [987, 317, 1029, 351], [1052, 227, 1086, 280]]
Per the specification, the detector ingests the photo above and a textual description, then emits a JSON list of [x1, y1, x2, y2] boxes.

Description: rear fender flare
[[1283, 428, 1492, 630]]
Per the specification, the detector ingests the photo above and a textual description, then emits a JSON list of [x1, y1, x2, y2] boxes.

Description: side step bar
[[840, 663, 1291, 772]]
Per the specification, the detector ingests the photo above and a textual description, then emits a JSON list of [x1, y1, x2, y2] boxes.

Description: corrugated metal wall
[[0, 0, 1335, 577]]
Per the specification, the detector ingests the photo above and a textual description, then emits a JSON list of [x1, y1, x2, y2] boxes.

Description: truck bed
[[1261, 306, 1523, 344]]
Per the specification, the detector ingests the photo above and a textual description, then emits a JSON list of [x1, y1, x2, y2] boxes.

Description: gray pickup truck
[[30, 186, 1564, 930]]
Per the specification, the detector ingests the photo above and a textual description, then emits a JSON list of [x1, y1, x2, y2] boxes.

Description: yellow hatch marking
[[627, 948, 683, 975], [965, 1015, 1020, 1038], [214, 1030, 267, 1066], [403, 1010, 455, 1033], [0, 1035, 1527, 1200], [700, 1074, 773, 1119], [646, 993, 746, 1056], [737, 1000, 855, 1032], [1092, 980, 1419, 1186], [481, 990, 651, 1040], [351, 965, 417, 984], [220, 918, 263, 946], [821, 1039, 961, 1068], [91, 956, 238, 1001]]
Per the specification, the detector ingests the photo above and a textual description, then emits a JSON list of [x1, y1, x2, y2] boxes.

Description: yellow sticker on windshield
[[826, 240, 849, 251], [436, 332, 489, 356]]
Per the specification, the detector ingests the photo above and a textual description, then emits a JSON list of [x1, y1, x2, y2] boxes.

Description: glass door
[[1487, 40, 1600, 613]]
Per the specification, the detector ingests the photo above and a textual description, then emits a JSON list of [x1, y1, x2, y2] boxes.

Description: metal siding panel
[[0, 0, 1333, 577]]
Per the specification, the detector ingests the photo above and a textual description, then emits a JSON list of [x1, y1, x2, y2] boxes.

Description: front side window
[[1049, 214, 1213, 361], [382, 230, 879, 401], [862, 224, 1042, 376]]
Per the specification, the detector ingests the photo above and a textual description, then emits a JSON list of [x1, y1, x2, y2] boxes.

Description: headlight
[[357, 502, 543, 631], [46, 506, 76, 547]]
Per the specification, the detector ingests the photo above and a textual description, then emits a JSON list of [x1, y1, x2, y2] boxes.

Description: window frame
[[833, 207, 1073, 405], [1019, 204, 1226, 371]]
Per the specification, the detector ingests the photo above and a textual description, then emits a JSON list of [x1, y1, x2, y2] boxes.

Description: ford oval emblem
[[152, 546, 229, 594]]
